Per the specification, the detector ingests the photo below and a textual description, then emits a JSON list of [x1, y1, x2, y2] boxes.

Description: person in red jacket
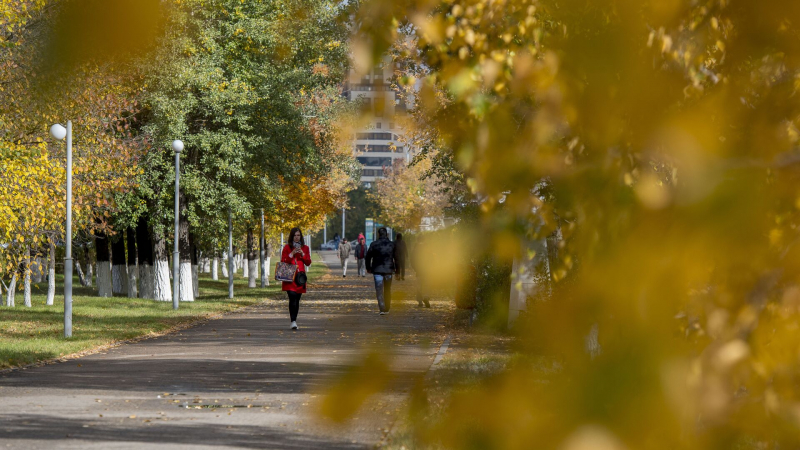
[[282, 227, 312, 330]]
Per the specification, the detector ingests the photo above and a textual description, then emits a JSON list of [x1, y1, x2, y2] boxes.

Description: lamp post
[[260, 209, 266, 288], [341, 207, 346, 240], [228, 177, 234, 299], [172, 140, 184, 310], [50, 122, 71, 337]]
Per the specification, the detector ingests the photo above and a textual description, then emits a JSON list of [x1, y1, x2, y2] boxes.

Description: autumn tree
[[370, 157, 448, 231]]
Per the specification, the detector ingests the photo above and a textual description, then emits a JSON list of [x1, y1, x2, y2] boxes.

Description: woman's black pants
[[288, 291, 302, 321]]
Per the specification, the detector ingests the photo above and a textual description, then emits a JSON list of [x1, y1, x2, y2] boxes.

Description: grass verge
[[0, 254, 327, 370]]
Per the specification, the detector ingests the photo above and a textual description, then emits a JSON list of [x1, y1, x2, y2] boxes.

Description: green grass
[[0, 256, 327, 370]]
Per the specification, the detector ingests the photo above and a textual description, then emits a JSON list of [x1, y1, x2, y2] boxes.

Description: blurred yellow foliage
[[340, 0, 800, 447]]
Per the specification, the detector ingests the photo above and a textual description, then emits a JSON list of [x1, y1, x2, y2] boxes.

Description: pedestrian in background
[[410, 234, 431, 308], [338, 238, 352, 277], [394, 233, 408, 281], [366, 227, 397, 315], [354, 236, 367, 277], [281, 227, 312, 330]]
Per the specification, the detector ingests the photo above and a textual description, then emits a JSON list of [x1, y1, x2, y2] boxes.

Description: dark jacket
[[395, 239, 408, 269], [354, 242, 367, 260], [365, 237, 397, 274]]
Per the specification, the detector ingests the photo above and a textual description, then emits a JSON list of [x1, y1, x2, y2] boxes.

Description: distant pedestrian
[[411, 235, 430, 308], [353, 236, 367, 277], [365, 227, 397, 315], [281, 227, 312, 330], [394, 233, 408, 281], [333, 233, 340, 250], [338, 239, 352, 277]]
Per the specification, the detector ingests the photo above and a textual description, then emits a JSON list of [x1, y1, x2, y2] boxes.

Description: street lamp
[[172, 139, 184, 310], [50, 122, 71, 337]]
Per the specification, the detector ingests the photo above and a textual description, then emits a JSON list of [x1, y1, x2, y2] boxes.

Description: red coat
[[281, 244, 312, 293]]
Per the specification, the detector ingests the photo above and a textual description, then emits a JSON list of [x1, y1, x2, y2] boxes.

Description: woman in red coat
[[282, 227, 312, 330]]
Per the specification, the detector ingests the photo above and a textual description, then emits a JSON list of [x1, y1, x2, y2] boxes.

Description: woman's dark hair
[[396, 233, 403, 241], [377, 227, 388, 238], [287, 227, 304, 247]]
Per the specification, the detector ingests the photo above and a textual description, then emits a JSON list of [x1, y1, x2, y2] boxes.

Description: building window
[[356, 132, 393, 140], [355, 144, 397, 153], [357, 156, 393, 166], [362, 168, 384, 178], [389, 122, 395, 129], [376, 122, 381, 129]]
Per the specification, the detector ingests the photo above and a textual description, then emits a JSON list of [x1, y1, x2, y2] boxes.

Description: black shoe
[[343, 275, 346, 278], [424, 300, 431, 308]]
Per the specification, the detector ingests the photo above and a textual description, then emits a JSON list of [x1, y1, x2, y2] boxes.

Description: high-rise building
[[344, 61, 412, 186]]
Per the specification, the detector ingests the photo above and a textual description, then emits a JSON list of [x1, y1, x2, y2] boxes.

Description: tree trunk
[[32, 252, 43, 284], [212, 254, 219, 280], [152, 229, 171, 302], [246, 228, 257, 288], [259, 226, 268, 288], [177, 192, 194, 302], [23, 245, 32, 307], [6, 273, 17, 307], [111, 234, 127, 294], [75, 259, 87, 287], [82, 244, 93, 287], [190, 233, 199, 299], [126, 227, 138, 298], [46, 239, 56, 306], [137, 218, 156, 300], [96, 228, 113, 297], [266, 242, 273, 281]]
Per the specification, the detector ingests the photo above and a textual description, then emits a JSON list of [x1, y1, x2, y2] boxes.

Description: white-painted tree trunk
[[243, 257, 249, 278], [86, 262, 93, 288], [265, 256, 271, 285], [192, 263, 199, 298], [23, 246, 32, 307], [221, 254, 229, 277], [128, 265, 139, 298], [203, 258, 211, 273], [179, 262, 194, 302], [32, 257, 43, 283], [112, 265, 127, 294], [212, 257, 219, 280], [46, 240, 55, 306], [6, 274, 17, 307], [97, 262, 113, 297], [248, 259, 257, 288], [154, 259, 171, 302], [139, 264, 155, 299], [24, 271, 32, 307], [75, 261, 87, 286]]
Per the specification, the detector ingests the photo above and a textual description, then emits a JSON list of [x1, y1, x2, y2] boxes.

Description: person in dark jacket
[[353, 236, 367, 277], [394, 233, 408, 280], [365, 227, 397, 314]]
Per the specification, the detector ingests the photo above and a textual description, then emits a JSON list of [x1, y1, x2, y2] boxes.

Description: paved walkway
[[0, 251, 449, 449]]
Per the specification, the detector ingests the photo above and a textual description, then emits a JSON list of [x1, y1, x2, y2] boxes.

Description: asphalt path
[[0, 251, 448, 449]]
